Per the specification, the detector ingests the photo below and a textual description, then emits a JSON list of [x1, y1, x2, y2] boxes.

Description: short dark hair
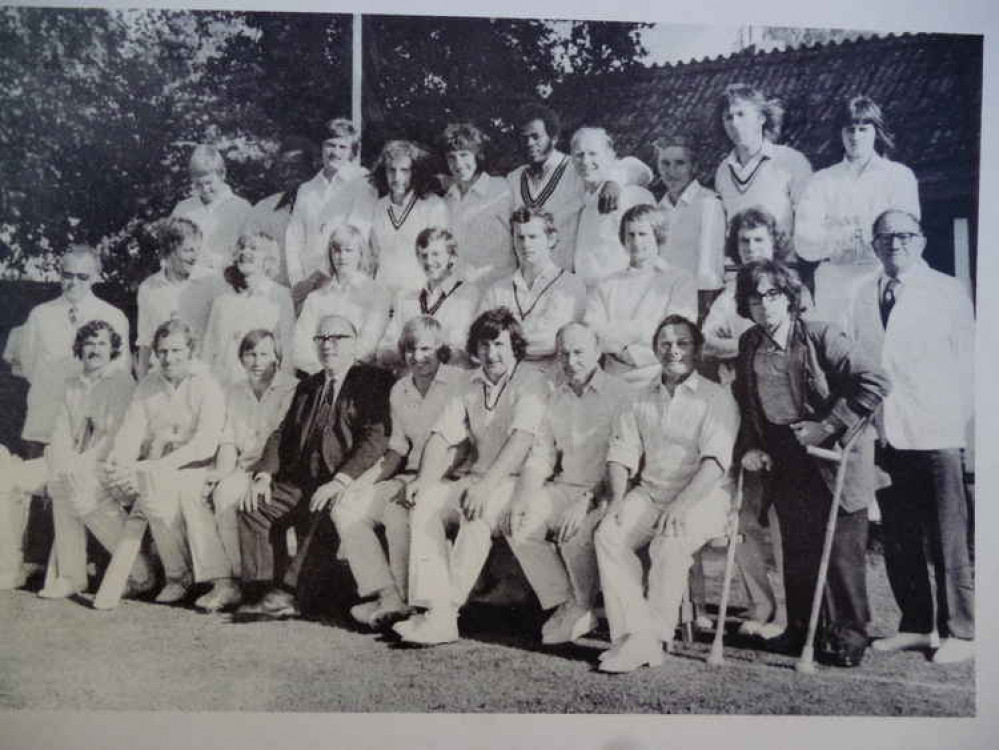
[[442, 122, 487, 164], [724, 207, 792, 264], [715, 83, 784, 144], [152, 319, 197, 353], [398, 315, 451, 364], [72, 319, 123, 361], [833, 95, 895, 155], [238, 329, 281, 365], [735, 259, 806, 319], [467, 308, 528, 364], [517, 103, 561, 141], [370, 140, 438, 200], [155, 216, 202, 259], [652, 314, 703, 351]]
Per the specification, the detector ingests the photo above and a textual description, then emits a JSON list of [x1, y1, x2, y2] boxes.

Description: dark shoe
[[818, 642, 867, 668], [235, 588, 299, 619], [762, 629, 806, 656]]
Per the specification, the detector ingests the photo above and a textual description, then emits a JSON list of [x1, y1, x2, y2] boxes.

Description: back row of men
[[0, 87, 974, 670]]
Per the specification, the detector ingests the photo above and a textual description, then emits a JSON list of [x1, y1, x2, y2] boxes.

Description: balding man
[[848, 210, 975, 664], [570, 127, 655, 286], [502, 323, 630, 645], [236, 314, 393, 619]]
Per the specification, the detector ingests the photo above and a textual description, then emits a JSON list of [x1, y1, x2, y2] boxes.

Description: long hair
[[724, 207, 793, 264], [238, 328, 282, 366], [154, 216, 202, 260], [72, 319, 123, 361], [735, 259, 807, 320], [225, 232, 279, 292], [397, 315, 451, 364], [466, 307, 528, 364], [833, 95, 896, 156], [715, 83, 784, 144], [370, 140, 437, 200]]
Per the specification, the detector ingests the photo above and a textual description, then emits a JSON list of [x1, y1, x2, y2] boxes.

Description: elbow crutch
[[707, 466, 745, 666], [796, 414, 874, 674]]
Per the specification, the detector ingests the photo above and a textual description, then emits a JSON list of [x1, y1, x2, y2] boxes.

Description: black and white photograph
[[0, 0, 994, 743]]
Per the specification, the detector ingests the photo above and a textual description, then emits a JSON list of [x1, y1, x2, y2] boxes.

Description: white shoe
[[351, 601, 381, 626], [598, 632, 664, 673], [38, 577, 85, 599], [872, 631, 934, 652], [398, 607, 459, 645], [194, 579, 242, 612], [541, 602, 597, 645], [932, 638, 974, 664], [694, 614, 714, 633], [155, 581, 190, 604]]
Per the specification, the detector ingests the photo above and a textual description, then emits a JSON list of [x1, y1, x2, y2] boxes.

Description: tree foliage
[[0, 7, 649, 286]]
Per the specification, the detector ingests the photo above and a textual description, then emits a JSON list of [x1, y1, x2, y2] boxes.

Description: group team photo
[[0, 5, 982, 718]]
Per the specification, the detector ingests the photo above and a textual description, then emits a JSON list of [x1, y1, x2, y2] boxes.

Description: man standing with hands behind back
[[237, 314, 393, 619]]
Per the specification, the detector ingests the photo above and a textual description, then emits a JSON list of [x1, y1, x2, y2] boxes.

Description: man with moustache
[[236, 314, 393, 619], [595, 315, 740, 673], [849, 210, 975, 664], [284, 118, 374, 288]]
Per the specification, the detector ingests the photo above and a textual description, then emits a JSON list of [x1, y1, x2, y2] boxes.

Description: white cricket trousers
[[331, 477, 411, 598], [507, 483, 600, 610], [595, 485, 728, 644], [407, 475, 517, 610], [137, 466, 230, 584]]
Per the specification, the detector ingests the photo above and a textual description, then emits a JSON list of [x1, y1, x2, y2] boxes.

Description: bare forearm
[[608, 461, 631, 503], [415, 433, 452, 484]]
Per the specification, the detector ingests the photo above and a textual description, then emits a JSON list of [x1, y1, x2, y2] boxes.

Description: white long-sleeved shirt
[[14, 292, 130, 443], [388, 365, 470, 472], [444, 174, 515, 285], [658, 180, 726, 291], [794, 154, 921, 326], [584, 265, 697, 384], [284, 165, 374, 287], [364, 194, 450, 297], [136, 267, 222, 349], [110, 364, 225, 470], [171, 186, 253, 271], [573, 183, 656, 286], [219, 372, 298, 470]]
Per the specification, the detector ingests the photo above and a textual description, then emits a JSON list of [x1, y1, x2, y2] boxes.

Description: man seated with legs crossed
[[236, 314, 393, 618], [501, 322, 630, 645], [392, 307, 550, 645], [332, 316, 469, 628], [595, 314, 740, 673]]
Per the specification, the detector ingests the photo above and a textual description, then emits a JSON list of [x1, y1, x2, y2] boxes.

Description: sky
[[640, 23, 743, 65]]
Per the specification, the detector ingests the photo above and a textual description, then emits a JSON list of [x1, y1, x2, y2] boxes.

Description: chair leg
[[679, 585, 694, 644]]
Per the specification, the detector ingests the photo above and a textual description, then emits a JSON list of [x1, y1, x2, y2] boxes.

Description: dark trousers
[[237, 475, 357, 614], [877, 446, 974, 639], [764, 424, 870, 644]]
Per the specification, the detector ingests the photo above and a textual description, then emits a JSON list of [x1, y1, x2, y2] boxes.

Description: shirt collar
[[726, 140, 774, 170], [665, 179, 702, 208], [512, 261, 559, 292], [425, 273, 463, 297], [558, 367, 610, 397], [881, 258, 927, 287], [471, 364, 516, 393], [77, 363, 115, 387], [654, 369, 701, 397], [528, 150, 566, 180], [840, 151, 887, 175], [61, 291, 96, 310]]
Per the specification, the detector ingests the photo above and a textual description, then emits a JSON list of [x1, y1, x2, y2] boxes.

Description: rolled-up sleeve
[[432, 392, 470, 448], [606, 405, 642, 475], [697, 388, 741, 473]]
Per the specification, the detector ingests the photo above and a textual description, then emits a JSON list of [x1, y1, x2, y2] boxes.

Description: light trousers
[[211, 470, 252, 578], [407, 475, 517, 610], [595, 485, 728, 644], [331, 476, 411, 598], [507, 482, 601, 610], [137, 466, 228, 584], [733, 473, 785, 623], [0, 457, 48, 587]]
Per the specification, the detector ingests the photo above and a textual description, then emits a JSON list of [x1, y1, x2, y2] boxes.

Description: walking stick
[[796, 415, 873, 674], [707, 467, 745, 666]]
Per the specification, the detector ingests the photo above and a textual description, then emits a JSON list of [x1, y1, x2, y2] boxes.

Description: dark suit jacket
[[254, 362, 393, 484], [732, 318, 890, 512]]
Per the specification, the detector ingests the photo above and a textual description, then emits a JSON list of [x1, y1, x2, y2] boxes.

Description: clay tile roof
[[551, 32, 982, 202]]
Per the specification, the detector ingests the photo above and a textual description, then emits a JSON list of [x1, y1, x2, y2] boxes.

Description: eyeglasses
[[748, 289, 784, 303], [313, 334, 354, 345], [873, 232, 922, 247]]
